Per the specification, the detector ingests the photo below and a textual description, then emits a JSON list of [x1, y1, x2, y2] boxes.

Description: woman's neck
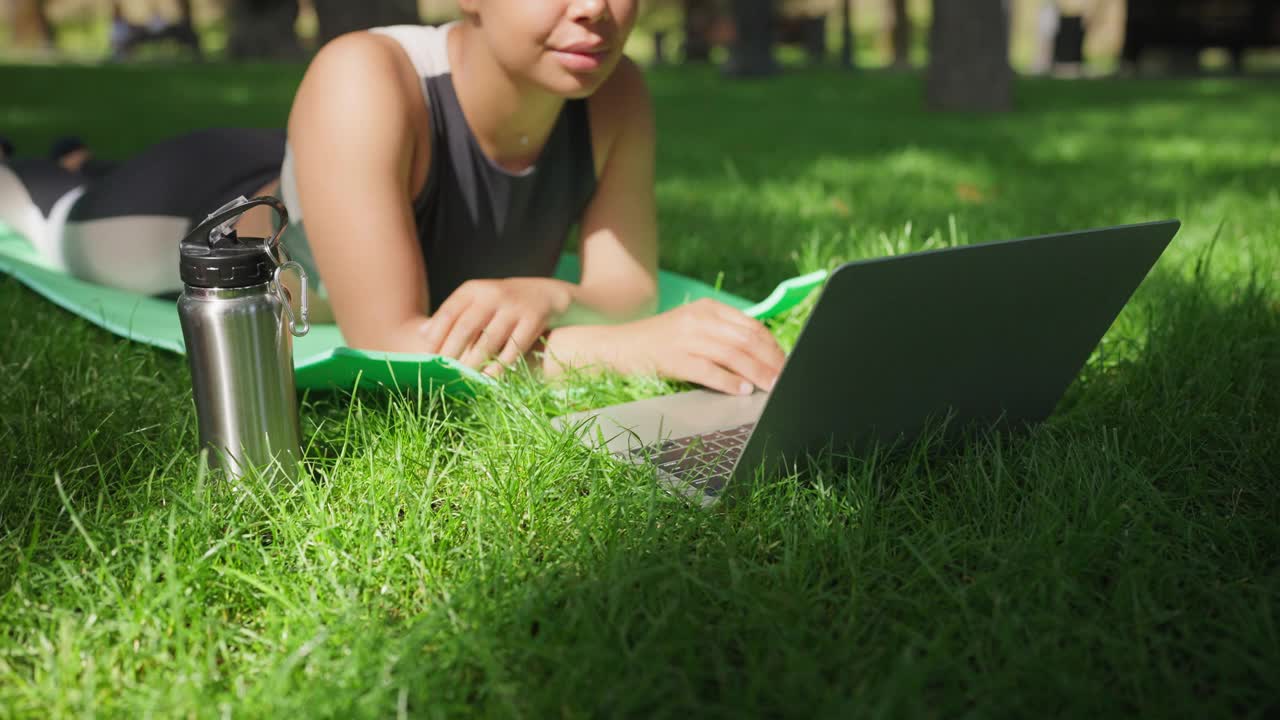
[[450, 21, 565, 173]]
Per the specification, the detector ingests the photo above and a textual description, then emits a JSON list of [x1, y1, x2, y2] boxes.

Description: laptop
[[552, 220, 1181, 505]]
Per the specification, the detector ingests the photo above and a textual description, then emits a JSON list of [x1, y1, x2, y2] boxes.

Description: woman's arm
[[288, 32, 435, 353], [408, 57, 661, 372], [529, 59, 784, 394], [537, 299, 785, 396], [422, 56, 658, 366], [562, 56, 660, 326]]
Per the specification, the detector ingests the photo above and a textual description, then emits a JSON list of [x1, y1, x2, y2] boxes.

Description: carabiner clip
[[273, 261, 310, 337]]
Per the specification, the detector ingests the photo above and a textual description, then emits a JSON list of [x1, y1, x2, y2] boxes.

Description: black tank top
[[280, 23, 598, 312]]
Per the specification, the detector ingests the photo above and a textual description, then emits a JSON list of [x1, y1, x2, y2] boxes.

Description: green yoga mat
[[0, 223, 825, 393]]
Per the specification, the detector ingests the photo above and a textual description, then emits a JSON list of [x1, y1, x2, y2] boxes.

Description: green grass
[[2, 63, 1278, 718]]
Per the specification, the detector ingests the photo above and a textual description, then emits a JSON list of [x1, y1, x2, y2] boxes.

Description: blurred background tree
[[724, 0, 779, 76], [225, 0, 299, 59], [310, 0, 417, 46], [1, 1, 1276, 75], [926, 0, 1013, 111]]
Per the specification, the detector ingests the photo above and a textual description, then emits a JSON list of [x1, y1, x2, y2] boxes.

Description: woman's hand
[[419, 278, 572, 375], [595, 299, 786, 395]]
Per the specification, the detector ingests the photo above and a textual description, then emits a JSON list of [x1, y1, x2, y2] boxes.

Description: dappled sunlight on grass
[[0, 64, 1277, 717]]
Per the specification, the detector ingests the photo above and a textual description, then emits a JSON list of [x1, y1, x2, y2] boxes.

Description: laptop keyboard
[[627, 422, 756, 496]]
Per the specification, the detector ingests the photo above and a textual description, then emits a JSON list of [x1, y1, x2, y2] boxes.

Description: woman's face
[[462, 0, 638, 98]]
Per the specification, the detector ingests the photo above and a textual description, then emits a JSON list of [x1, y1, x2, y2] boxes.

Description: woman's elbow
[[633, 286, 659, 318], [607, 280, 659, 320]]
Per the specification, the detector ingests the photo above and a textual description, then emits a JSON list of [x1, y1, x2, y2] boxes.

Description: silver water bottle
[[177, 196, 310, 481]]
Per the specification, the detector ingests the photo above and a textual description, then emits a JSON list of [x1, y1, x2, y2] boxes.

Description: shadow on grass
[[1, 65, 1278, 715], [339, 265, 1278, 716], [0, 231, 1275, 716], [640, 72, 1280, 296]]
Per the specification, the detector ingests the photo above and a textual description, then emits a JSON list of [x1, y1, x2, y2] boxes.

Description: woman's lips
[[552, 45, 609, 72]]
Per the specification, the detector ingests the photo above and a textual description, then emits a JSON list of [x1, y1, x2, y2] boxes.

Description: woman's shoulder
[[365, 24, 451, 80], [586, 57, 655, 170], [297, 29, 427, 98], [590, 56, 651, 118], [297, 23, 451, 106], [288, 30, 431, 138]]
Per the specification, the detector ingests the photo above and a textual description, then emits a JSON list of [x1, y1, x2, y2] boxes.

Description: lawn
[[1, 62, 1277, 718]]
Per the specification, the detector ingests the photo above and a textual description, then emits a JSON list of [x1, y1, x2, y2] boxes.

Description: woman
[[2, 0, 783, 396]]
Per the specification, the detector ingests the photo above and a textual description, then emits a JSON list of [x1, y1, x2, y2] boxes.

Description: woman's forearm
[[555, 279, 658, 328], [535, 324, 626, 378], [336, 277, 654, 362], [339, 314, 435, 355]]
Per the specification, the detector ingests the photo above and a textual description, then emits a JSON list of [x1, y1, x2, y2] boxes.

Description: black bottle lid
[[180, 230, 275, 289], [178, 197, 289, 289]]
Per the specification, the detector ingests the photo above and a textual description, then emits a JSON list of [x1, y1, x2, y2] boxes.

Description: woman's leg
[[59, 128, 287, 296], [0, 158, 86, 262]]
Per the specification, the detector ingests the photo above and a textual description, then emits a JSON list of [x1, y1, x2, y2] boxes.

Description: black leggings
[[1, 127, 286, 295]]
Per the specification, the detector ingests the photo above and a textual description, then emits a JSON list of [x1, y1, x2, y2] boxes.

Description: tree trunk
[[226, 0, 302, 60], [891, 0, 910, 68], [839, 0, 855, 69], [925, 0, 1013, 112], [172, 0, 204, 58], [682, 0, 716, 62], [1052, 15, 1086, 67], [312, 0, 419, 47], [724, 0, 778, 77]]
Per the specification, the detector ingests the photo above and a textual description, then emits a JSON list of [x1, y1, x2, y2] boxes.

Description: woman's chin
[[532, 65, 613, 99], [538, 78, 593, 98], [559, 83, 601, 100]]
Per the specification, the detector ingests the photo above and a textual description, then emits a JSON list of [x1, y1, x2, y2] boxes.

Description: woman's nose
[[568, 0, 610, 23]]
